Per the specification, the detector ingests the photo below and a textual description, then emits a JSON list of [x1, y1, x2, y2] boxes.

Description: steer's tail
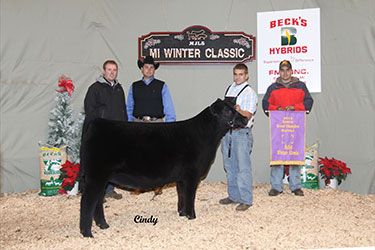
[[78, 165, 86, 193], [78, 141, 86, 193], [150, 185, 165, 201]]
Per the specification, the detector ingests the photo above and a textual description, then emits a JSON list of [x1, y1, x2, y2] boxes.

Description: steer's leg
[[94, 187, 109, 229], [80, 180, 105, 237], [176, 181, 186, 216], [183, 178, 199, 220]]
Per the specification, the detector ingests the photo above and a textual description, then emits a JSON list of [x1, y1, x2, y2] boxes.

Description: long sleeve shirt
[[127, 77, 176, 122]]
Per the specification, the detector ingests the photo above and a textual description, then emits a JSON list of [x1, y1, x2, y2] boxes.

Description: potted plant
[[318, 157, 351, 187], [57, 160, 80, 195]]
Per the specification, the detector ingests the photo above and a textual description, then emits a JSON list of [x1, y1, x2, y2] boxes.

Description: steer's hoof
[[179, 210, 186, 217], [98, 222, 109, 229], [81, 230, 93, 238], [186, 214, 196, 220]]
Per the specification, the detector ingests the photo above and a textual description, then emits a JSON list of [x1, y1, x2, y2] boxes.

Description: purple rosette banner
[[269, 111, 306, 165]]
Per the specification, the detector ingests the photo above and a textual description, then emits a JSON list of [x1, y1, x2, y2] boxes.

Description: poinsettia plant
[[318, 157, 351, 186], [57, 160, 80, 194]]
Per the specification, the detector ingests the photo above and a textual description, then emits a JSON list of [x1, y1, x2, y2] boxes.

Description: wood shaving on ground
[[1, 182, 374, 250]]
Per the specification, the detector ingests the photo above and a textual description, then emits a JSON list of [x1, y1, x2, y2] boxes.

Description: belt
[[232, 127, 250, 131], [135, 116, 163, 122]]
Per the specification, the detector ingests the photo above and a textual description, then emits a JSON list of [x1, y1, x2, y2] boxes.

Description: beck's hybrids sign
[[257, 8, 321, 94]]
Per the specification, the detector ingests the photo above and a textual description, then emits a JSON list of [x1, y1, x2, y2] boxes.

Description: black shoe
[[105, 191, 123, 200], [236, 203, 251, 211], [292, 189, 304, 196], [219, 197, 237, 205], [268, 189, 282, 196]]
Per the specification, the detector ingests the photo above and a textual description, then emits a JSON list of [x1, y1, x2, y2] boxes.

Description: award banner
[[269, 111, 306, 165]]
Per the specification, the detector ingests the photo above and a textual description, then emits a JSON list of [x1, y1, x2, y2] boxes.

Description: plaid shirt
[[225, 81, 258, 127]]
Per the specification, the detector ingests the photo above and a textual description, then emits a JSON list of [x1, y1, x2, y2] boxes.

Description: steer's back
[[82, 111, 218, 187]]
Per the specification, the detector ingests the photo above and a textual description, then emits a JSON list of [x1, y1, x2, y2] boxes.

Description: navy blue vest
[[132, 79, 165, 118]]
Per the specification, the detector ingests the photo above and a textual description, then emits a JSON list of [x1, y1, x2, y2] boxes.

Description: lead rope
[[228, 128, 232, 158], [228, 121, 234, 158]]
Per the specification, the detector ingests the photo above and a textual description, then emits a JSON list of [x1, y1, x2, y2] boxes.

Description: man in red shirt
[[262, 60, 313, 196]]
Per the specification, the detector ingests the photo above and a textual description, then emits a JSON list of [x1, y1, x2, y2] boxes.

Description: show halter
[[209, 101, 240, 158]]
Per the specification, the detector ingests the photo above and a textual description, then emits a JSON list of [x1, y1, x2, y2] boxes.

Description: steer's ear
[[210, 99, 223, 116]]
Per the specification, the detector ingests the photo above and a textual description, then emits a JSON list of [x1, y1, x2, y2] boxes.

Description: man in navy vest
[[126, 56, 176, 195], [127, 56, 176, 123]]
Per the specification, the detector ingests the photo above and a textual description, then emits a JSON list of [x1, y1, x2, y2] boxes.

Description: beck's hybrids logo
[[281, 27, 297, 46], [269, 20, 307, 55]]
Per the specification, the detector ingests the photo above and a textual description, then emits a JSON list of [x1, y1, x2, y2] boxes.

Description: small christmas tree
[[69, 111, 85, 163], [47, 76, 77, 156]]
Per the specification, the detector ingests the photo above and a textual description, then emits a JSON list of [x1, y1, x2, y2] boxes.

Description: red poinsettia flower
[[319, 157, 351, 186], [323, 168, 330, 178], [57, 188, 67, 194], [57, 75, 75, 96], [62, 176, 75, 187], [284, 165, 290, 176], [72, 163, 80, 174], [58, 160, 80, 193]]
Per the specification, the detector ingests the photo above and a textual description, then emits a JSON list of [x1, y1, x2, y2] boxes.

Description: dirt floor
[[0, 182, 374, 250]]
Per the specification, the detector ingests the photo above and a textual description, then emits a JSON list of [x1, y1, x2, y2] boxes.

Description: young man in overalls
[[219, 63, 258, 211]]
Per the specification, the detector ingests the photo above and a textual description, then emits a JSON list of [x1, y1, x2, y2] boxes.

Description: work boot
[[292, 189, 304, 196], [268, 189, 282, 196], [105, 190, 122, 200], [236, 203, 251, 211], [219, 197, 237, 205]]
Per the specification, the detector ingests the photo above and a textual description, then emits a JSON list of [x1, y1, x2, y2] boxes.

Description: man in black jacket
[[82, 60, 127, 200]]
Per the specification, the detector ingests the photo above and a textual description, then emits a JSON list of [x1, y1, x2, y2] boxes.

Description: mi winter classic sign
[[138, 26, 256, 64]]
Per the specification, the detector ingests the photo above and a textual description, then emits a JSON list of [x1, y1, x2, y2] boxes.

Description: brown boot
[[236, 203, 251, 211], [292, 189, 304, 196], [105, 191, 122, 199], [268, 189, 282, 196], [219, 197, 237, 205]]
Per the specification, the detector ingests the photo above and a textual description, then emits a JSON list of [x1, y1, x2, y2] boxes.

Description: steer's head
[[209, 99, 248, 130]]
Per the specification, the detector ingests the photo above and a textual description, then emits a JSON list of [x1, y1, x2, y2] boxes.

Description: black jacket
[[83, 76, 127, 133]]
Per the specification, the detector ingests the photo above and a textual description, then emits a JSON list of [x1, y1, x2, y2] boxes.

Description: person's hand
[[235, 105, 252, 120], [285, 105, 295, 111], [276, 106, 285, 111]]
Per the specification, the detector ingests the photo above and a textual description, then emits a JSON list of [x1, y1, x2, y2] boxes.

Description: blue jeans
[[221, 128, 253, 205], [270, 165, 302, 192]]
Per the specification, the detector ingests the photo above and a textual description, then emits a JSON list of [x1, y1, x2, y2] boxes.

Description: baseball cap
[[279, 60, 292, 70]]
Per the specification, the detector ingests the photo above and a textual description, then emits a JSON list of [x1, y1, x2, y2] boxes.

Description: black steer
[[79, 99, 248, 237]]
